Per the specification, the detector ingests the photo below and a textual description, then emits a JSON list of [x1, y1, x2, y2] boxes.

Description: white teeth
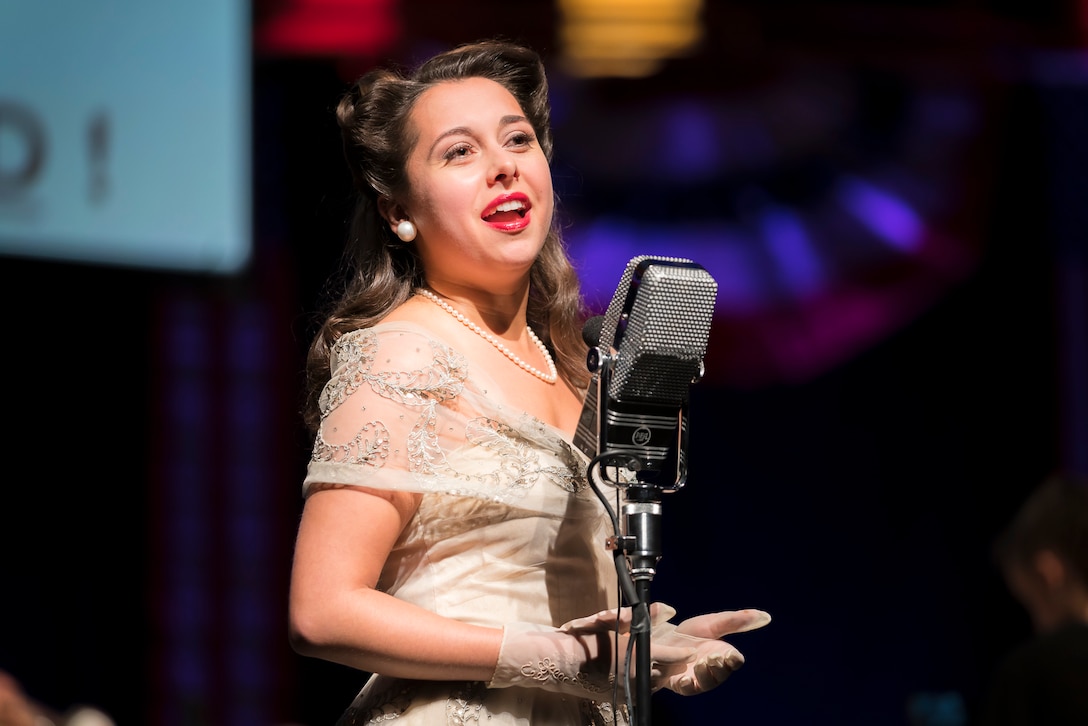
[[492, 200, 525, 214]]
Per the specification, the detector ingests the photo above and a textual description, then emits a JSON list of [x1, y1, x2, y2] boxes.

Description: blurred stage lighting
[[558, 0, 704, 78]]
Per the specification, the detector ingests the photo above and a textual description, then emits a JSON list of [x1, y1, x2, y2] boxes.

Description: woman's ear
[[378, 196, 417, 243], [378, 196, 407, 228]]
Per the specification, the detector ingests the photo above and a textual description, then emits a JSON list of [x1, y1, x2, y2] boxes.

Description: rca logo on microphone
[[632, 426, 652, 446]]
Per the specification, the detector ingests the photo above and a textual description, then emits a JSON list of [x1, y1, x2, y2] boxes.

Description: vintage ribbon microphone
[[574, 255, 717, 724]]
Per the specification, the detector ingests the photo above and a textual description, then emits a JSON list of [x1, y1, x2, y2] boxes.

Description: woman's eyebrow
[[428, 115, 531, 155]]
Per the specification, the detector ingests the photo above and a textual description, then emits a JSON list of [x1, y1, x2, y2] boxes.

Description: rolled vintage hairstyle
[[302, 39, 590, 435]]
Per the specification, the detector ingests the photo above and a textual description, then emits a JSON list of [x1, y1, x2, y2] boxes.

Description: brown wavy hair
[[302, 39, 589, 435]]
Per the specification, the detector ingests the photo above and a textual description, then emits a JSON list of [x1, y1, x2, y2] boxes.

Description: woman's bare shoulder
[[379, 294, 435, 325]]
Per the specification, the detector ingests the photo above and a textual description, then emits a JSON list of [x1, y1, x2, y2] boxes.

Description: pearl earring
[[396, 220, 417, 242]]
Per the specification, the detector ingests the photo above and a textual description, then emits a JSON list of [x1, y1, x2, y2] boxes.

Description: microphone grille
[[608, 259, 717, 405], [598, 255, 658, 357]]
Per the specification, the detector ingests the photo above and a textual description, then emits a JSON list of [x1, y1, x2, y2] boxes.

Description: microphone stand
[[622, 483, 663, 726], [591, 451, 683, 726]]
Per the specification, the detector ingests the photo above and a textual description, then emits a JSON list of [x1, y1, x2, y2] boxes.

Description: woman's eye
[[509, 132, 534, 147], [443, 143, 473, 161]]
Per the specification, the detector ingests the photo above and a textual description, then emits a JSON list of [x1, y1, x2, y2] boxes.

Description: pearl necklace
[[416, 287, 558, 384]]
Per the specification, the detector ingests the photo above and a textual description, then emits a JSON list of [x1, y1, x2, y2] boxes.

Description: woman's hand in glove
[[651, 604, 772, 695], [488, 603, 770, 699], [488, 603, 696, 699]]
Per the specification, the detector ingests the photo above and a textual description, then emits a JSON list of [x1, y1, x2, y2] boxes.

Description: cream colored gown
[[304, 322, 626, 725]]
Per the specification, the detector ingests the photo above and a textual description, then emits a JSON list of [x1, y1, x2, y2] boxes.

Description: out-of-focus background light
[[557, 0, 705, 78]]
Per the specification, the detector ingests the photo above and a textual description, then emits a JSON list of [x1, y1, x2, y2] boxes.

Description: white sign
[[0, 1, 251, 274]]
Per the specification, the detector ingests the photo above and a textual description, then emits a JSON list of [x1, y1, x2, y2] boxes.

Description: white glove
[[650, 603, 772, 695], [487, 603, 697, 699]]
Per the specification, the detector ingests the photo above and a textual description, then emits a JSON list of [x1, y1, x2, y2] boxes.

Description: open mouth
[[483, 198, 529, 224]]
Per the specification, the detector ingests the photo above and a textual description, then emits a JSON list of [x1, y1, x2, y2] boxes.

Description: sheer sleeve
[[303, 323, 589, 511]]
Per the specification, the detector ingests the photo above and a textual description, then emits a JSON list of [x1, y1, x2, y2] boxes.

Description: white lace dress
[[304, 322, 626, 725]]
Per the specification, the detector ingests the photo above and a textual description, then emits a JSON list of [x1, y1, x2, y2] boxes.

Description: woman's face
[[400, 76, 554, 293]]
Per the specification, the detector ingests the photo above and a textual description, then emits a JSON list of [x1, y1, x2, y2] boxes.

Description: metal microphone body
[[575, 256, 717, 491]]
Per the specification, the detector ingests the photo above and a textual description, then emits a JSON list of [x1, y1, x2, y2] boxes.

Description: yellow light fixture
[[557, 0, 705, 78]]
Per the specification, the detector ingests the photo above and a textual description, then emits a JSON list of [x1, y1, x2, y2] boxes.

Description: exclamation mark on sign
[[88, 110, 109, 203]]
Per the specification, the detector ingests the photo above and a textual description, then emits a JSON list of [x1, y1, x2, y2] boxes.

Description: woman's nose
[[491, 152, 518, 182]]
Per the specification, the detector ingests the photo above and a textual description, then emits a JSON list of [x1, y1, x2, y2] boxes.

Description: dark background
[[2, 1, 1085, 725]]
